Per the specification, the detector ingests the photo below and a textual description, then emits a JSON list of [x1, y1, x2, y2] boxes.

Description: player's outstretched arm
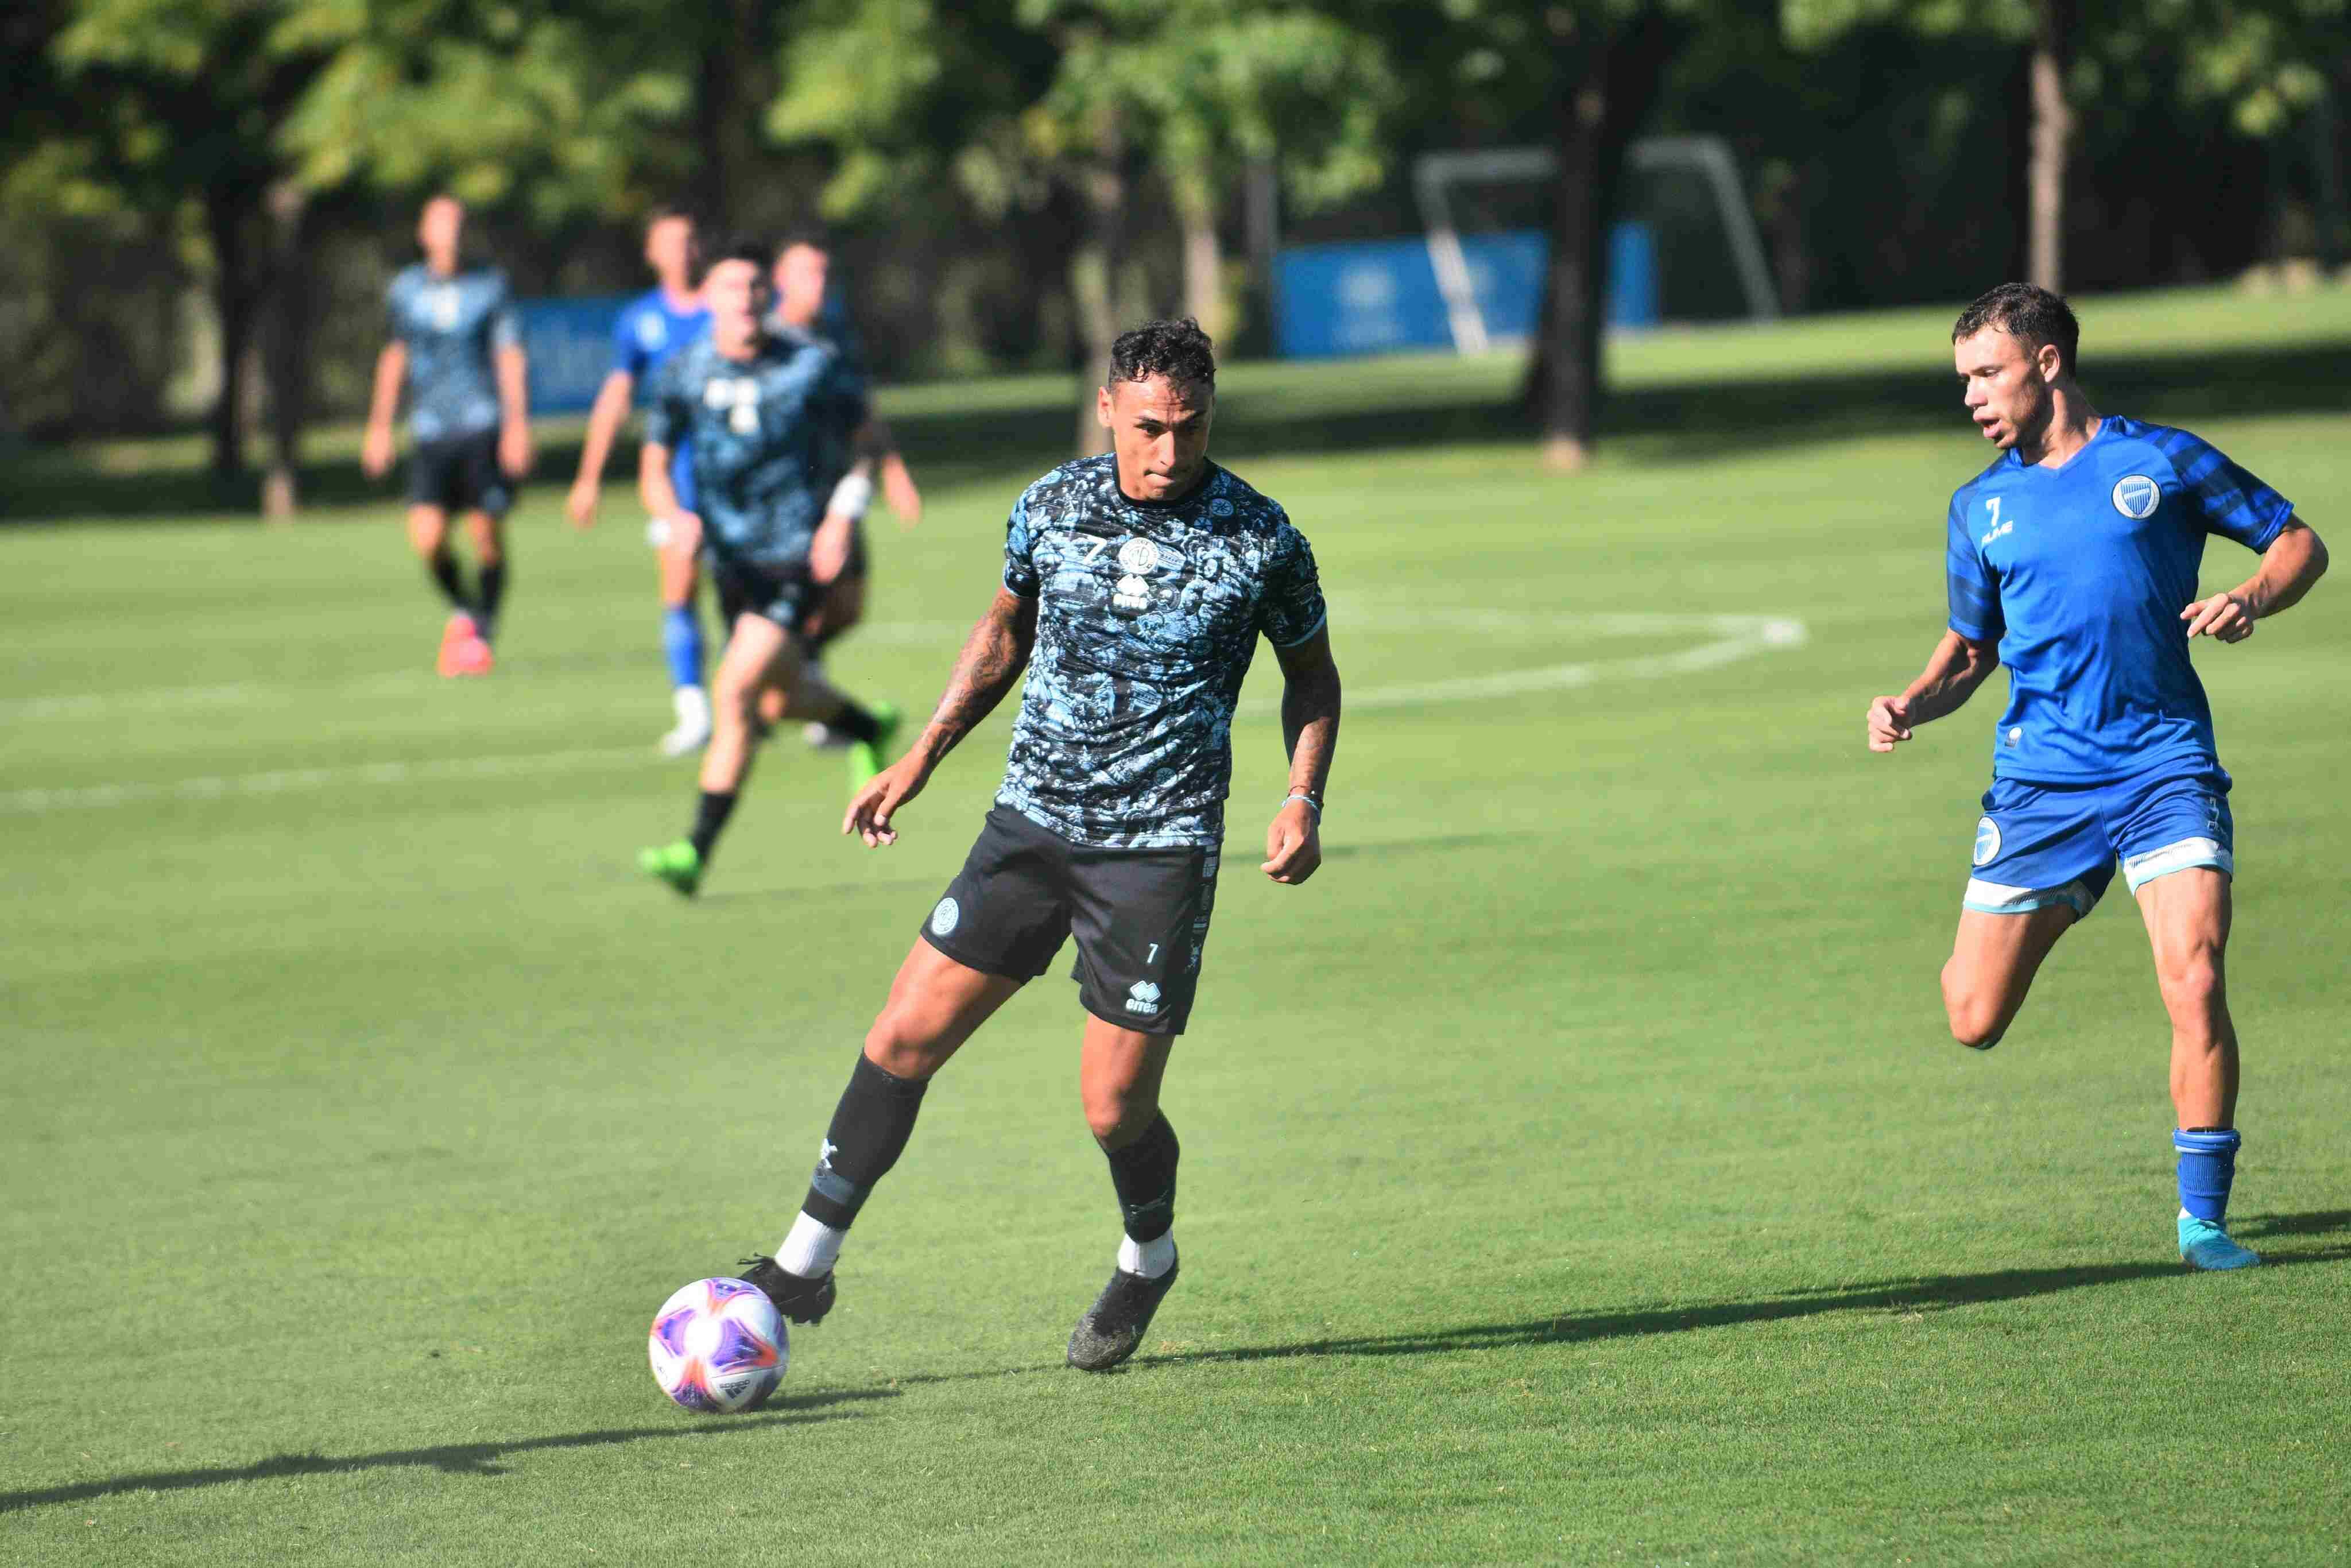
[[845, 588, 1038, 847], [2183, 518, 2327, 643], [361, 343, 406, 479], [567, 370, 636, 529], [1262, 629, 1340, 885], [1867, 629, 1999, 753]]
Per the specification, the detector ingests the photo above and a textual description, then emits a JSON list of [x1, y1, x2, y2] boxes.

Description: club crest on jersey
[[2112, 475, 2159, 519], [636, 313, 667, 350], [1973, 816, 2002, 867]]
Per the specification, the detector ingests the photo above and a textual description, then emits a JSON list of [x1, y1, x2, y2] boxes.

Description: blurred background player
[[1866, 283, 2329, 1272], [767, 232, 924, 749], [636, 241, 900, 897], [362, 195, 532, 677], [567, 205, 717, 756], [735, 319, 1341, 1372]]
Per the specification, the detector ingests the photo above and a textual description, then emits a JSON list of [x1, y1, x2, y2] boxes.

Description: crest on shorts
[[2112, 475, 2160, 519], [929, 896, 959, 936], [1972, 816, 2003, 868]]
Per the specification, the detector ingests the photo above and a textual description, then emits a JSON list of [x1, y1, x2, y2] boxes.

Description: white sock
[[1117, 1230, 1176, 1280], [777, 1212, 846, 1277]]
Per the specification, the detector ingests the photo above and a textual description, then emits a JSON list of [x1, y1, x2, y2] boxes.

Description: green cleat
[[639, 839, 703, 897], [847, 702, 902, 793], [2179, 1214, 2260, 1271]]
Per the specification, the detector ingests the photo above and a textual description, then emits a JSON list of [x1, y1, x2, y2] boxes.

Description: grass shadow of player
[[1134, 1232, 2351, 1373], [0, 1387, 893, 1516]]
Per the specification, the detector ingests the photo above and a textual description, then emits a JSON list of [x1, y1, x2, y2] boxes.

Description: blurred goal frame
[[1412, 137, 1779, 354]]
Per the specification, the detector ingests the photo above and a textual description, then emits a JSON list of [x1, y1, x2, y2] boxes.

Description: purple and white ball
[[648, 1277, 787, 1413]]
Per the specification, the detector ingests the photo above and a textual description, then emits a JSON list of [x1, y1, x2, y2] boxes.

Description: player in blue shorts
[[362, 195, 533, 677], [729, 319, 1343, 1371], [567, 206, 718, 755], [1867, 284, 2328, 1271], [634, 241, 900, 896]]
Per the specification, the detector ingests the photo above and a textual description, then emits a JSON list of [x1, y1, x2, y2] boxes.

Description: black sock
[[428, 551, 471, 612], [1103, 1113, 1179, 1244], [828, 699, 882, 745], [476, 560, 507, 634], [688, 789, 737, 860], [800, 1054, 931, 1229]]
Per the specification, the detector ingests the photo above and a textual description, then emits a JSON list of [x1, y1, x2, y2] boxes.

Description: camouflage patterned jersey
[[997, 455, 1326, 850], [385, 264, 520, 442], [644, 330, 868, 567]]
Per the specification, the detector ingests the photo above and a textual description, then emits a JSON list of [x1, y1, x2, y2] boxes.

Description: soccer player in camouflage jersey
[[362, 195, 533, 677], [634, 241, 900, 897], [735, 319, 1343, 1372], [1868, 284, 2328, 1271]]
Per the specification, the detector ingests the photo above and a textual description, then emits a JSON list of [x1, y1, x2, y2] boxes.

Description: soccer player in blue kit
[[362, 195, 532, 677], [1867, 284, 2328, 1271], [731, 319, 1343, 1370], [636, 242, 899, 896], [567, 206, 718, 755]]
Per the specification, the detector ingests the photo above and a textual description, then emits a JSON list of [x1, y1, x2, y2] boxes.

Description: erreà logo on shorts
[[1124, 980, 1162, 1015], [929, 897, 959, 937]]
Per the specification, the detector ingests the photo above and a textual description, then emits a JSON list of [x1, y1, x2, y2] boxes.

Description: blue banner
[[1272, 224, 1656, 360], [518, 296, 630, 415]]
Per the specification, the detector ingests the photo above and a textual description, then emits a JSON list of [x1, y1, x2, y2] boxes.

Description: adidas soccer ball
[[648, 1277, 788, 1412]]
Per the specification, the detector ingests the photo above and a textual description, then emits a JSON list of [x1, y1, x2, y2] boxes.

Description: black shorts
[[405, 430, 513, 517], [921, 805, 1221, 1036], [713, 557, 818, 634]]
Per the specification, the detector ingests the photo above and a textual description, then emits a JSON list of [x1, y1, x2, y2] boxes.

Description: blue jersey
[[385, 264, 519, 442], [997, 456, 1327, 850], [643, 332, 867, 567], [612, 287, 710, 508], [1946, 416, 2293, 783]]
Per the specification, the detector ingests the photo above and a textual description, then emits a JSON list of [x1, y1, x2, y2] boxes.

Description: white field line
[[1, 611, 1807, 813]]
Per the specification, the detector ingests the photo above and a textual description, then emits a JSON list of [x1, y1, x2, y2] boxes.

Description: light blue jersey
[[612, 287, 710, 510], [1946, 416, 2292, 783], [386, 264, 519, 442]]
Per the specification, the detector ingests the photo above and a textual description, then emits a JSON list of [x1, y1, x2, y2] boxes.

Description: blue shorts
[[1964, 765, 2234, 918]]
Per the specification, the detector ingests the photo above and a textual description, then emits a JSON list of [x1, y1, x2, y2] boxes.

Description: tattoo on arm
[[921, 590, 1037, 763]]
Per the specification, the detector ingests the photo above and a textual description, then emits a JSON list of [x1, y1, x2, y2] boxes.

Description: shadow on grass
[[0, 1387, 890, 1515], [1134, 1234, 2351, 1372], [10, 338, 2345, 525]]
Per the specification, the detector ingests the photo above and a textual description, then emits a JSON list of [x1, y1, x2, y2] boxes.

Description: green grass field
[[5, 289, 2349, 1565]]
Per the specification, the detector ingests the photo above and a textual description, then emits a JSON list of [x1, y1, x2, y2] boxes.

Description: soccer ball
[[648, 1277, 788, 1412]]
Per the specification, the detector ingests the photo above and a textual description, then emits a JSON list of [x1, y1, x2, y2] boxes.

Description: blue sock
[[2173, 1128, 2241, 1223], [662, 605, 704, 691]]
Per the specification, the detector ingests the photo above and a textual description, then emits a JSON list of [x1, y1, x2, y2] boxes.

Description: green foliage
[[276, 1, 695, 220]]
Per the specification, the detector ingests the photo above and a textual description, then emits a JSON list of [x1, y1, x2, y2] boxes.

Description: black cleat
[[738, 1255, 836, 1325], [1066, 1255, 1179, 1372]]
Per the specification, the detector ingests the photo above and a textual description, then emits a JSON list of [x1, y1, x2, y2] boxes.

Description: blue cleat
[[2179, 1214, 2261, 1271]]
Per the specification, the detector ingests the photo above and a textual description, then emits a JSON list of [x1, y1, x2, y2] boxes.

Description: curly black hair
[[1953, 282, 2080, 375], [1107, 317, 1217, 391]]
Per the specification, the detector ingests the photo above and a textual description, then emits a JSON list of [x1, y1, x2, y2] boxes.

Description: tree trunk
[[204, 187, 252, 478], [691, 0, 776, 227], [1177, 183, 1226, 343], [1521, 10, 1686, 470], [1068, 115, 1125, 456], [2025, 0, 2076, 292], [258, 181, 312, 522]]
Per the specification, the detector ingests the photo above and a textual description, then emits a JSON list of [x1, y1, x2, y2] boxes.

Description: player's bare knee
[[1941, 983, 2007, 1050], [862, 1006, 950, 1079], [1084, 1091, 1155, 1148]]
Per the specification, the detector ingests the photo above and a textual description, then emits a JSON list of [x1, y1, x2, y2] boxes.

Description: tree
[[773, 0, 1393, 450], [44, 0, 337, 495]]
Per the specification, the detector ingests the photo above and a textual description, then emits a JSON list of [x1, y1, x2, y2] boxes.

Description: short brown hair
[[1953, 282, 2080, 375]]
